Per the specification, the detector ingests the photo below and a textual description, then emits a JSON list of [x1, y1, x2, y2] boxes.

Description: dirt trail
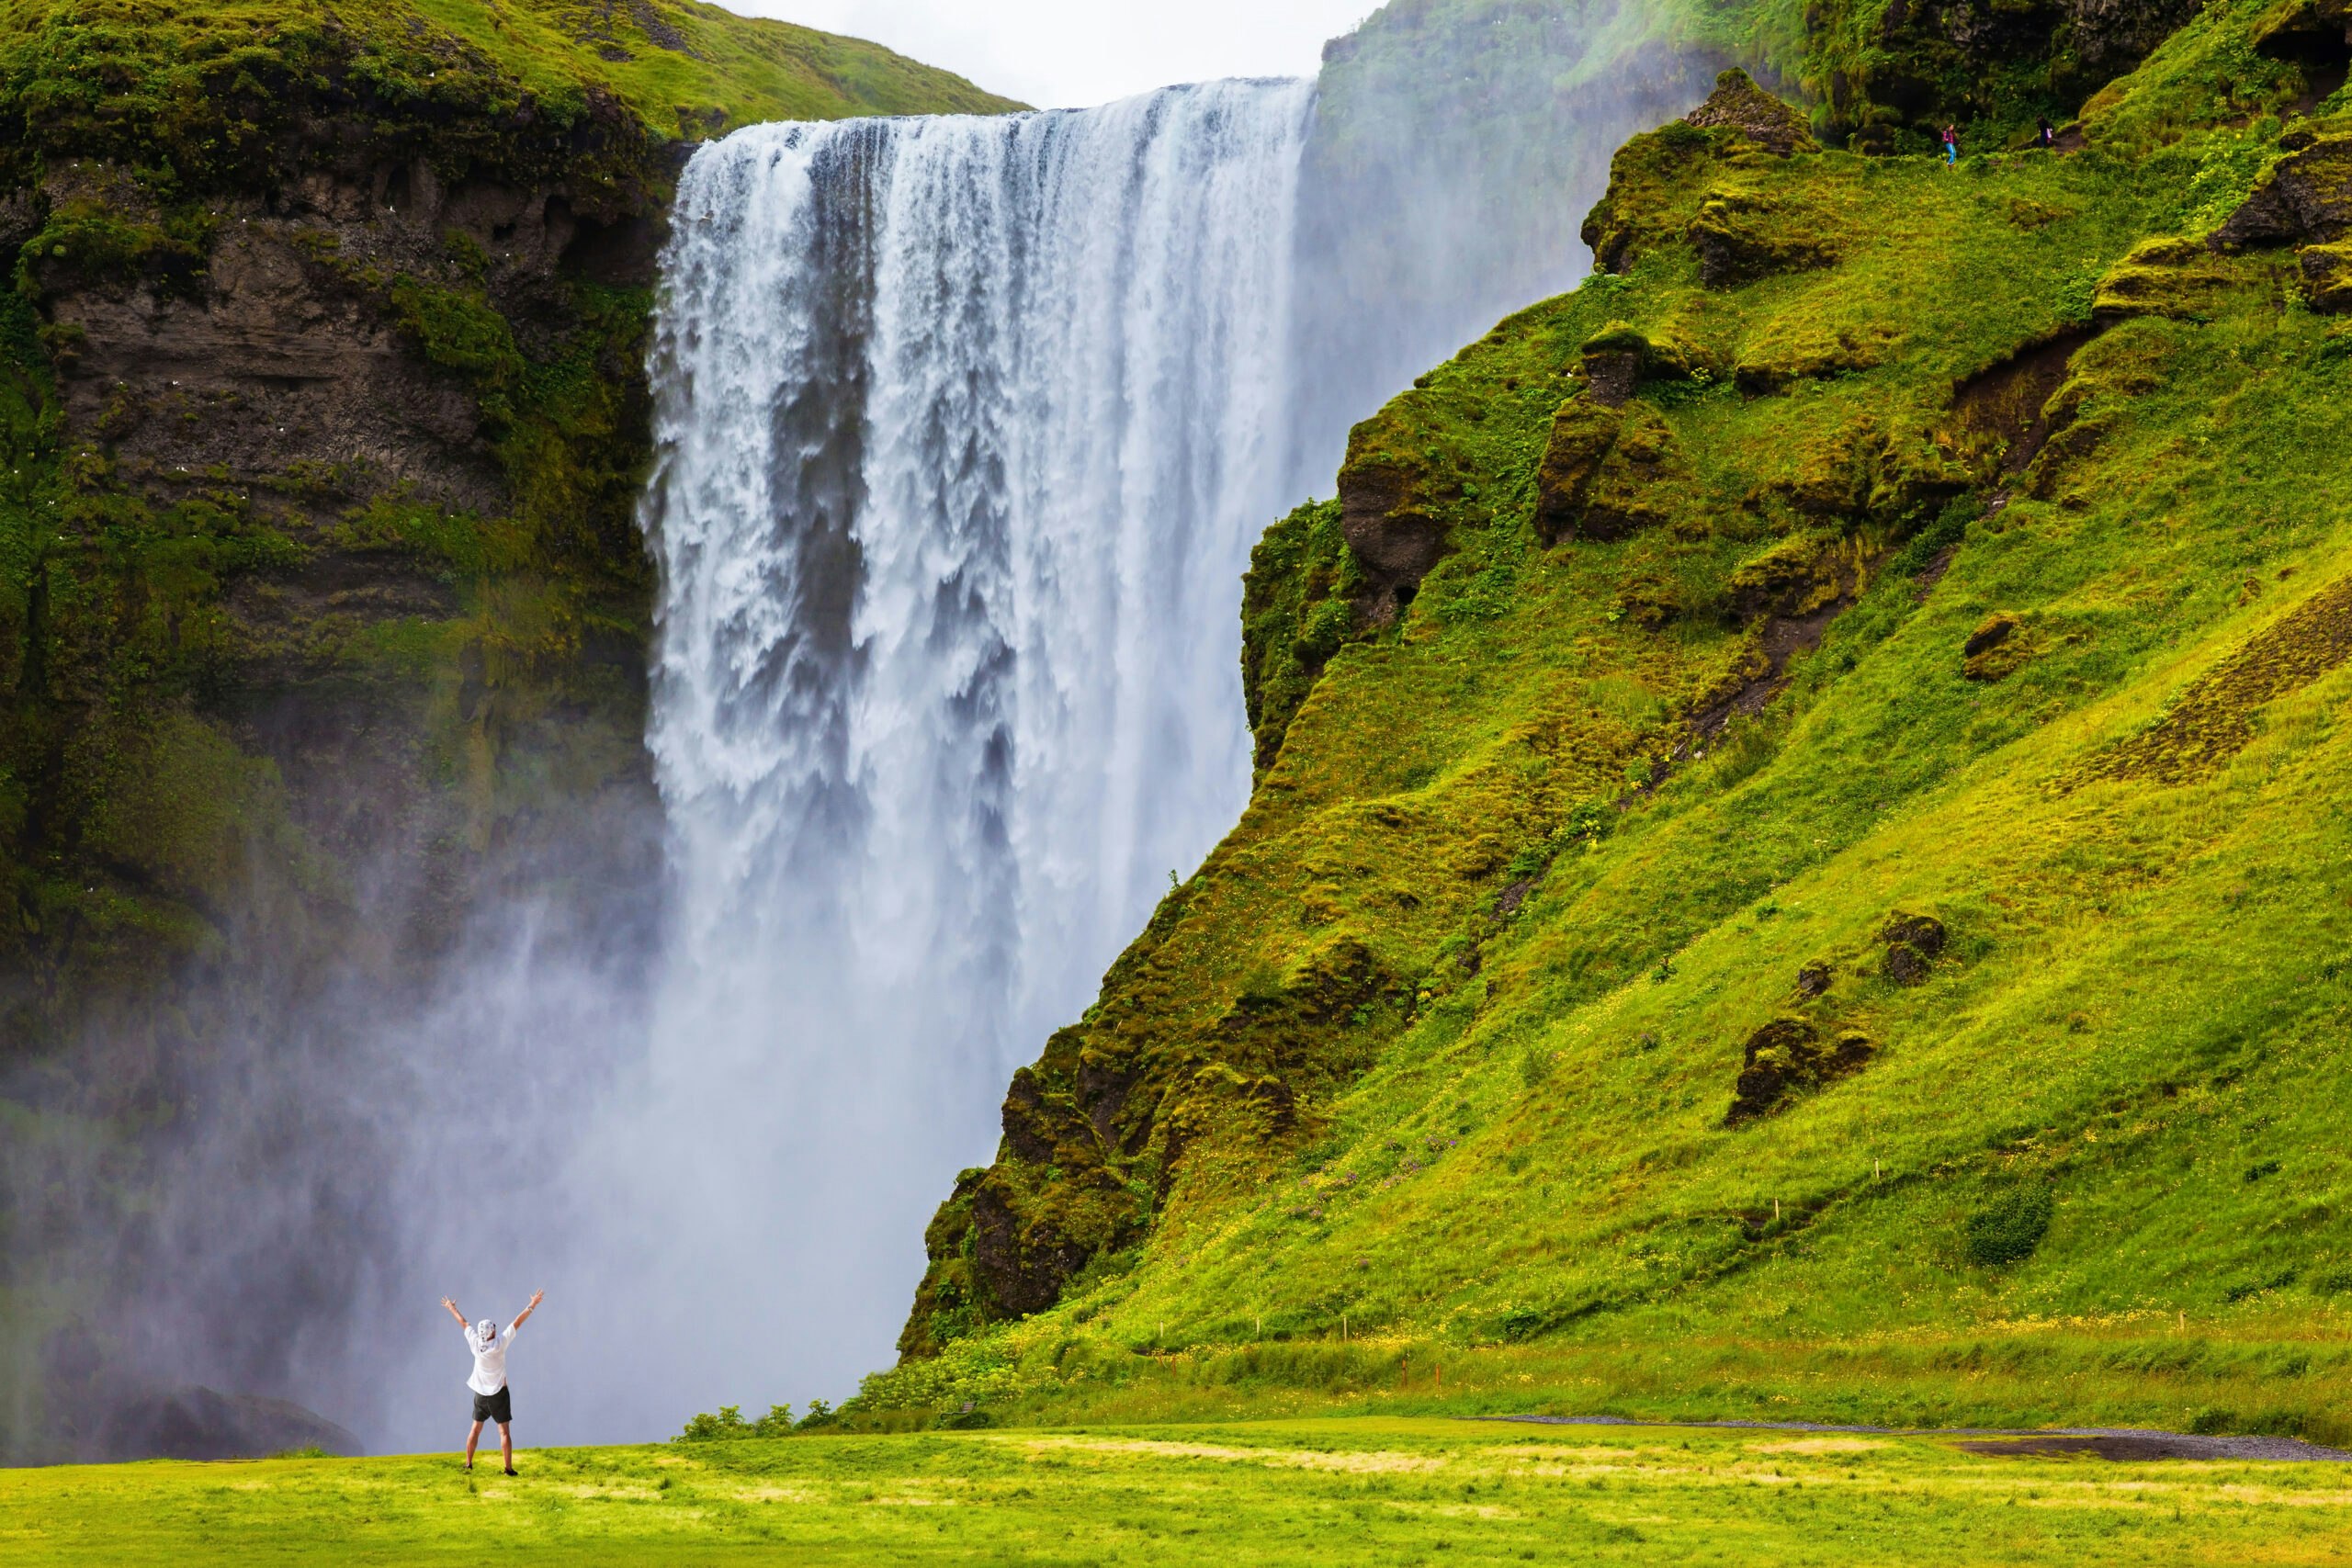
[[1478, 1415, 2352, 1462]]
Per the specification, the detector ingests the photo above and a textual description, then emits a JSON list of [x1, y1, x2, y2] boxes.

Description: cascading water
[[568, 81, 1316, 1428]]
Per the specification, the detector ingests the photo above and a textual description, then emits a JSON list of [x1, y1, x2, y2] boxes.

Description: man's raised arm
[[441, 1296, 469, 1329], [511, 1290, 546, 1332]]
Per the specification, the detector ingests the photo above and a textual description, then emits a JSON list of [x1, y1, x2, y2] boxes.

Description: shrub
[[1964, 1186, 2053, 1266]]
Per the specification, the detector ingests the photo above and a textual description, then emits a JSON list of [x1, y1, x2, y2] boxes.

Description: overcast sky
[[731, 0, 1381, 109]]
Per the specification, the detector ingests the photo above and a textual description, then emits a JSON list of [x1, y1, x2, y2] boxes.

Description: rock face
[[1337, 452, 1454, 627], [2215, 133, 2352, 251], [1816, 0, 2210, 149]]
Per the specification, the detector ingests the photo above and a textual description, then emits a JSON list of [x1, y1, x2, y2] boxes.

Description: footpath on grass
[[1485, 1415, 2352, 1462]]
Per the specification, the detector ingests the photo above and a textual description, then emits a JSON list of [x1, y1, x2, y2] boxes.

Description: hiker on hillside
[[441, 1290, 544, 1474], [2037, 117, 2057, 150], [1942, 124, 1961, 165]]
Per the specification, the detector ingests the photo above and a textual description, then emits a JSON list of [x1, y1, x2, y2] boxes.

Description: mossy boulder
[[2092, 235, 2240, 321], [1682, 68, 1817, 156], [2302, 238, 2352, 310], [1727, 1018, 1874, 1125], [1533, 397, 1688, 546]]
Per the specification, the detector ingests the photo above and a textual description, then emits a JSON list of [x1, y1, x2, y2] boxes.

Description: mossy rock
[[1727, 1018, 1874, 1125], [2304, 238, 2352, 311], [1534, 399, 1688, 546], [1962, 613, 2036, 682], [2092, 235, 2240, 321], [2213, 131, 2352, 250], [1680, 68, 1815, 157]]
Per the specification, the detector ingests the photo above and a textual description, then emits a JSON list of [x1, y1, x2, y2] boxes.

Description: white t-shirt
[[463, 1320, 523, 1395]]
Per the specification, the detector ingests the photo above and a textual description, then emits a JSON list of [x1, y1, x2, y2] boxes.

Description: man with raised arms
[[440, 1289, 544, 1474]]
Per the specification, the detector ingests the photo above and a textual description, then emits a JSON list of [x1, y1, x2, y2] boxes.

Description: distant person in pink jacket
[[441, 1290, 544, 1474]]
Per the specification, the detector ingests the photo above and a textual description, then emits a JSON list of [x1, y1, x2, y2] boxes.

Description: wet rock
[[1795, 961, 1832, 998], [1728, 1019, 1874, 1124]]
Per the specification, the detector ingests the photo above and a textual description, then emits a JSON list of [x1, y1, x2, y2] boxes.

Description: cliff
[[0, 0, 1013, 1056], [882, 0, 2352, 1438]]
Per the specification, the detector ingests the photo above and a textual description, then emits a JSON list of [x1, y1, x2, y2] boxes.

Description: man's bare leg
[[499, 1422, 514, 1474], [465, 1420, 484, 1469]]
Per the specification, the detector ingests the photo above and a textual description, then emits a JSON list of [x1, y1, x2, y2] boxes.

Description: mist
[[0, 0, 1730, 1461]]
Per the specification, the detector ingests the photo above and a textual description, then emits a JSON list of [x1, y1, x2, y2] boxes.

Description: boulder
[[1883, 912, 1948, 958]]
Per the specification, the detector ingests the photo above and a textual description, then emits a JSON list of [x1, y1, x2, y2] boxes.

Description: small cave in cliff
[[557, 197, 662, 287], [2259, 2, 2352, 107]]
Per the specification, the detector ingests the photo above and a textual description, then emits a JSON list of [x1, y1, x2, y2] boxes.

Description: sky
[[730, 0, 1381, 109]]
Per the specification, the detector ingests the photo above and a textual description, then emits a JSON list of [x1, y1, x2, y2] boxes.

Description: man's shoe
[[503, 1467, 518, 1476]]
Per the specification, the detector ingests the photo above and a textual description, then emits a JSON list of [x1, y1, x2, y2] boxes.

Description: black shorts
[[471, 1385, 513, 1425]]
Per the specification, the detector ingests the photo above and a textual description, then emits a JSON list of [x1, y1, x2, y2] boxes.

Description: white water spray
[[571, 81, 1314, 1430]]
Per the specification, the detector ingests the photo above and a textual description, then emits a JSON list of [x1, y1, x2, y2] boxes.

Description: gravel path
[[1476, 1415, 2352, 1462]]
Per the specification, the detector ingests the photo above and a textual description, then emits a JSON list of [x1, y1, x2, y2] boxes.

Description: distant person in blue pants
[[1942, 124, 1961, 165], [442, 1290, 544, 1474]]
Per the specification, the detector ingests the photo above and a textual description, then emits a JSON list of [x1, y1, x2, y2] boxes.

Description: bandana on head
[[476, 1319, 498, 1343]]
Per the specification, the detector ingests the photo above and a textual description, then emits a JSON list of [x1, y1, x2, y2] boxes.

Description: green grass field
[[9, 1417, 2352, 1564]]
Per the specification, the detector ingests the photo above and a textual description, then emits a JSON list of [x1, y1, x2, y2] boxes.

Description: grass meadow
[[10, 1417, 2352, 1565]]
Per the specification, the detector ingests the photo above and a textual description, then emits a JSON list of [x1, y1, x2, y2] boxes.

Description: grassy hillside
[[877, 0, 2352, 1439], [9, 1418, 2352, 1564], [0, 0, 1018, 171]]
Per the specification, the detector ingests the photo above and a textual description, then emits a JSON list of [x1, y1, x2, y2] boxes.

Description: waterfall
[[586, 80, 1315, 1424]]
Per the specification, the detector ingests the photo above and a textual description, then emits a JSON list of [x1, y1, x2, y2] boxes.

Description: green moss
[[1239, 500, 1361, 777], [389, 275, 523, 402], [0, 0, 1020, 197]]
